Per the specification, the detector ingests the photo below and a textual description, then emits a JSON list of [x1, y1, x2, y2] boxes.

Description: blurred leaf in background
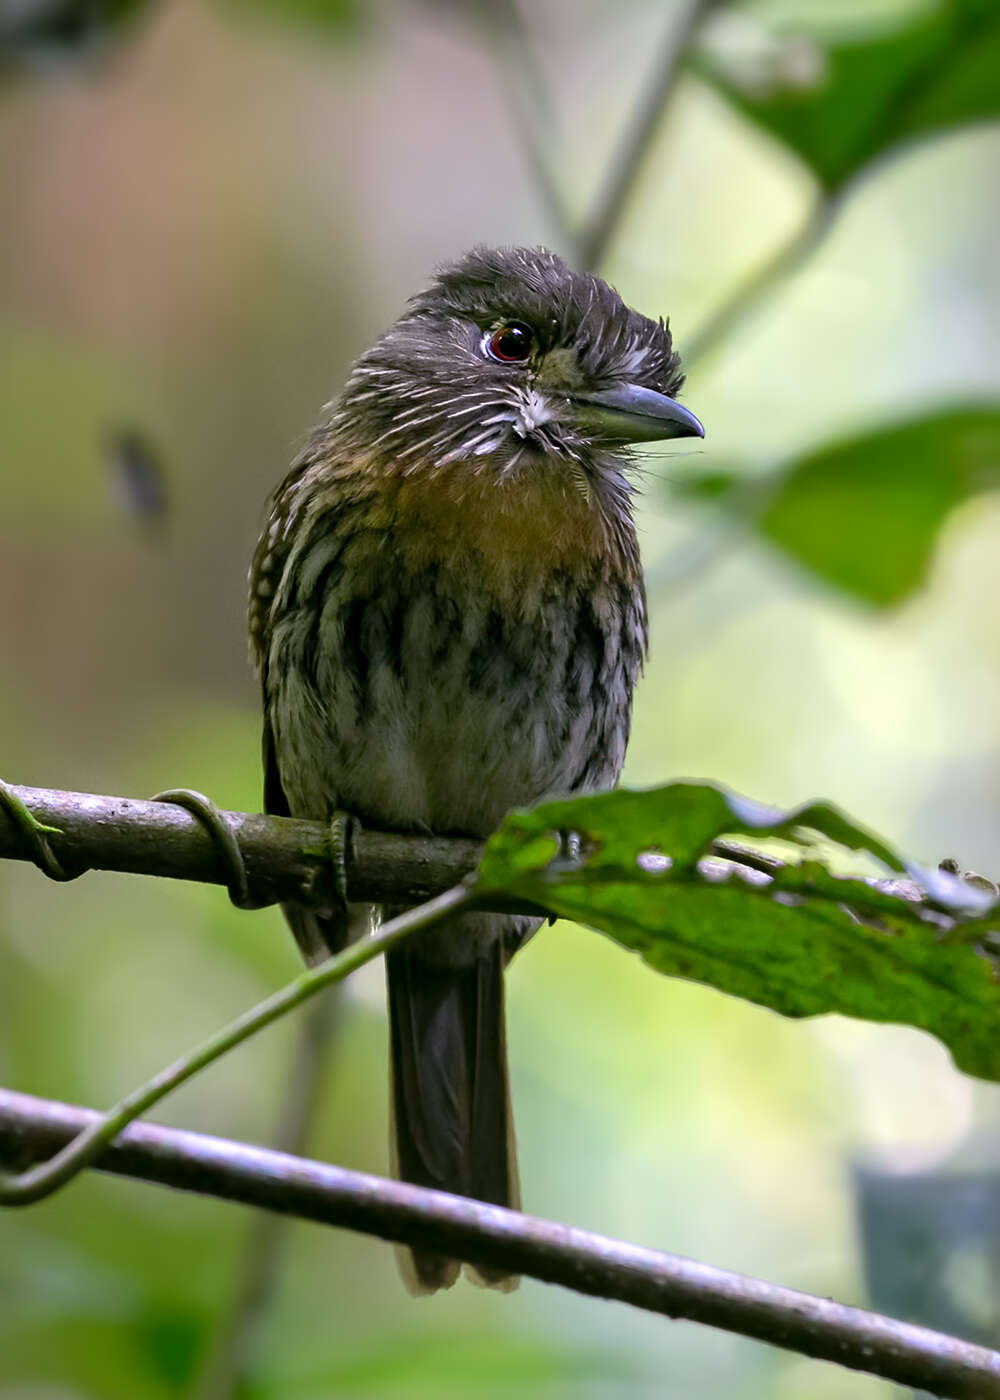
[[225, 0, 363, 40], [699, 0, 1000, 191], [677, 407, 1000, 605], [758, 407, 1000, 606]]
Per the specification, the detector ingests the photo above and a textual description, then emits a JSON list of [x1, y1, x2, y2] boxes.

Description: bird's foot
[[329, 809, 355, 908], [544, 828, 588, 924], [551, 827, 585, 872]]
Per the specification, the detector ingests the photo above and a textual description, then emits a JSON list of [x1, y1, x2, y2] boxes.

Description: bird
[[248, 245, 703, 1293]]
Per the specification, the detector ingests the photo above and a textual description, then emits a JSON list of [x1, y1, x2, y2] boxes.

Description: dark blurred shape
[[855, 1161, 1000, 1400], [0, 0, 148, 72], [133, 1305, 207, 1390], [700, 0, 1000, 190], [105, 427, 168, 536]]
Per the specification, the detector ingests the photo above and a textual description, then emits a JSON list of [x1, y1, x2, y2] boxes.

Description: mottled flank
[[248, 245, 694, 1293]]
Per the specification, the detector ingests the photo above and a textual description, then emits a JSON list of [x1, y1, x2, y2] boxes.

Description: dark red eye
[[485, 321, 534, 363]]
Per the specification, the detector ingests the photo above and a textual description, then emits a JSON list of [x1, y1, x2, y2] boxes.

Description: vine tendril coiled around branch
[[0, 776, 84, 882], [152, 788, 267, 910], [0, 883, 472, 1207]]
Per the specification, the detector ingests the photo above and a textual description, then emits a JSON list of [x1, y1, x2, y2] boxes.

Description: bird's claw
[[329, 809, 355, 908]]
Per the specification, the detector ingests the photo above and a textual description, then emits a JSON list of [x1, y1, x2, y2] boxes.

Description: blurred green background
[[1, 0, 1000, 1395]]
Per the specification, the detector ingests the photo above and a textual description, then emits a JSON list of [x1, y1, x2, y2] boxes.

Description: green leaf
[[756, 406, 1000, 606], [476, 783, 1000, 1082], [669, 469, 744, 504], [700, 2, 1000, 190], [133, 1305, 206, 1388], [224, 0, 363, 38]]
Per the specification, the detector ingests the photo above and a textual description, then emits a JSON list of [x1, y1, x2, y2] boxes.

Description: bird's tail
[[386, 933, 520, 1294], [281, 902, 347, 967]]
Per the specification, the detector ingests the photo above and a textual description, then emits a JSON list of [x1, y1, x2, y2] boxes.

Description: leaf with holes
[[475, 784, 1000, 1081]]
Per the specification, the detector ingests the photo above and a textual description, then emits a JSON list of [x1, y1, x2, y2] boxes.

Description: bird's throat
[[371, 456, 639, 604]]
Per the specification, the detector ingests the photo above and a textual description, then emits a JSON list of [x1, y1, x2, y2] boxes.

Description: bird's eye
[[485, 322, 534, 363]]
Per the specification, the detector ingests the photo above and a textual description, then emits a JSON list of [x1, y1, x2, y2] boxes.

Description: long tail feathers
[[387, 939, 520, 1294]]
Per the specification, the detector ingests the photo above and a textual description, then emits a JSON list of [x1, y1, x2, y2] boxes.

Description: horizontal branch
[[1, 1090, 998, 1397], [0, 782, 787, 916], [0, 782, 487, 909]]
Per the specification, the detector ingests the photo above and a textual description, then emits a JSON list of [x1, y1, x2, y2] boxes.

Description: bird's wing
[[261, 705, 290, 818], [249, 461, 302, 830], [265, 705, 345, 965], [248, 456, 310, 680], [250, 459, 350, 965]]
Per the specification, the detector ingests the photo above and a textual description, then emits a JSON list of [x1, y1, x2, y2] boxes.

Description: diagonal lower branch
[[1, 1088, 998, 1398]]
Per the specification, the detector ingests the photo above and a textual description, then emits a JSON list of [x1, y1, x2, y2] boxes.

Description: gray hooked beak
[[572, 383, 704, 443]]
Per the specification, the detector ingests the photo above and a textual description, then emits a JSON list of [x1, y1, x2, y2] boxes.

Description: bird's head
[[336, 246, 702, 487]]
